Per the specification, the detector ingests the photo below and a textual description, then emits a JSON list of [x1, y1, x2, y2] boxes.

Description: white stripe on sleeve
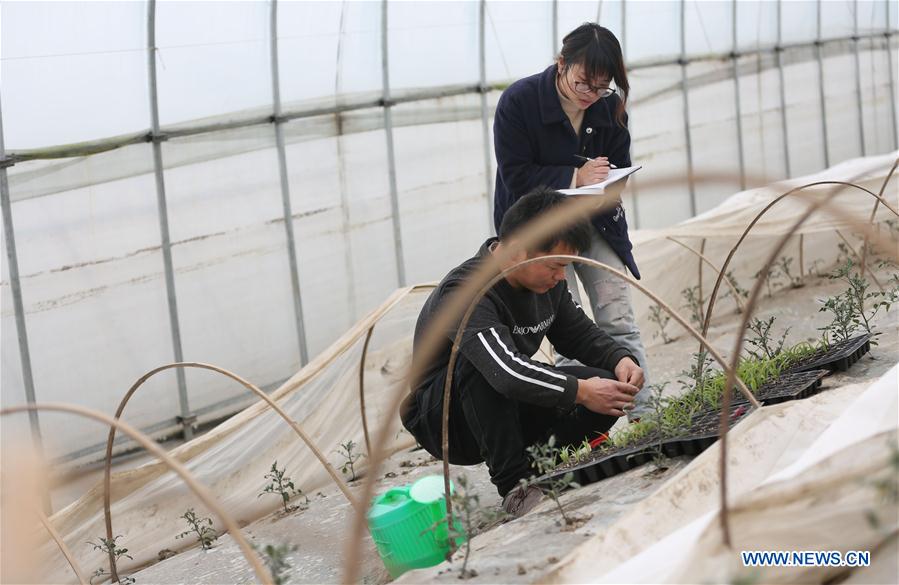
[[476, 331, 567, 393], [489, 328, 568, 381]]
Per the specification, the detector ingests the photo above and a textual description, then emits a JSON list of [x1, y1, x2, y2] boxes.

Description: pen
[[574, 154, 617, 169]]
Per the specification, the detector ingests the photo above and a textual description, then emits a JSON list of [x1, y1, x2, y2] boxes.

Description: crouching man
[[400, 187, 644, 518]]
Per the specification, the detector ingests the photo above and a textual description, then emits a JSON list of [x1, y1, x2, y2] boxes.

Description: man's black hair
[[498, 186, 592, 254]]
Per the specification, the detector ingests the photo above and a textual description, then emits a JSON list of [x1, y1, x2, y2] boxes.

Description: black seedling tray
[[787, 334, 871, 374], [540, 366, 833, 487], [546, 444, 657, 486], [542, 404, 753, 486], [755, 369, 828, 405]]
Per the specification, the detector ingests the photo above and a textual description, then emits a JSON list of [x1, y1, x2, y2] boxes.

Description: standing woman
[[492, 22, 649, 416]]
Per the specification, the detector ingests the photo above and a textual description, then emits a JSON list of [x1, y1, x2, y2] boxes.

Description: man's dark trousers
[[404, 357, 619, 497]]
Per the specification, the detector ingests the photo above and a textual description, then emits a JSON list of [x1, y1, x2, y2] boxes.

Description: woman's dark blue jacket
[[492, 64, 639, 279]]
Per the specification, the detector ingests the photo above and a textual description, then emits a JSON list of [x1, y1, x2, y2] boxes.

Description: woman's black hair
[[557, 22, 629, 127], [498, 186, 592, 254]]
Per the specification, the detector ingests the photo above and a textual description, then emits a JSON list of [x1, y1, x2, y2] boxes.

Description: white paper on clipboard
[[559, 164, 642, 195]]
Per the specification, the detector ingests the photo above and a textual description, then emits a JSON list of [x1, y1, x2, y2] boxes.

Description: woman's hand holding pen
[[576, 155, 611, 186]]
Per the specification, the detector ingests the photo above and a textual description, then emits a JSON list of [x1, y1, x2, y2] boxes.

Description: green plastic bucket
[[367, 475, 466, 578]]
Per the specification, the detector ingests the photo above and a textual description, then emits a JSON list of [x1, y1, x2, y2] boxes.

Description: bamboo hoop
[[35, 505, 88, 585], [358, 326, 376, 455]]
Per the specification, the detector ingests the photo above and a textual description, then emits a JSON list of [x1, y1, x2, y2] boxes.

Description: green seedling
[[776, 256, 804, 288], [744, 316, 790, 361], [87, 535, 135, 585], [648, 305, 675, 344], [526, 436, 579, 525], [819, 260, 898, 345], [253, 543, 296, 585], [725, 270, 750, 301], [680, 285, 704, 328], [176, 508, 218, 550], [336, 439, 363, 481], [421, 474, 503, 579], [753, 262, 783, 298], [258, 461, 308, 514]]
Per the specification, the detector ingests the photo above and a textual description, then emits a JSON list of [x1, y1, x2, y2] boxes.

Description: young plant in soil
[[724, 270, 750, 303], [744, 316, 790, 361], [253, 543, 296, 585], [647, 384, 670, 462], [87, 535, 135, 585], [754, 262, 783, 298], [776, 256, 804, 288], [680, 285, 705, 328], [558, 440, 593, 466], [526, 436, 579, 525], [819, 260, 898, 345], [648, 305, 675, 344], [258, 461, 308, 514], [421, 473, 504, 580], [176, 508, 218, 550], [336, 439, 363, 481]]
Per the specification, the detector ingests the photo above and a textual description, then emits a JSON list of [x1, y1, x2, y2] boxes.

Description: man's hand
[[575, 377, 640, 417], [614, 356, 644, 389]]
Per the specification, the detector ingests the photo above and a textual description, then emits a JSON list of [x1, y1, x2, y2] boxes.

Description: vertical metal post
[[731, 0, 746, 190], [479, 0, 494, 236], [776, 0, 792, 178], [552, 0, 558, 58], [0, 97, 51, 513], [622, 0, 640, 228], [269, 0, 309, 365], [852, 0, 867, 156], [816, 0, 831, 167], [887, 0, 899, 149], [680, 0, 697, 216], [799, 234, 805, 278], [147, 0, 193, 440], [381, 0, 406, 287]]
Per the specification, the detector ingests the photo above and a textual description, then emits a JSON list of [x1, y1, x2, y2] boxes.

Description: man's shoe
[[501, 484, 544, 518]]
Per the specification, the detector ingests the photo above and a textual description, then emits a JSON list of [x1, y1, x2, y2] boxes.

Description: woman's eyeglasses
[[572, 81, 615, 98]]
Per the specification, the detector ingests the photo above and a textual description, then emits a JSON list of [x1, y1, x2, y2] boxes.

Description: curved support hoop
[[437, 255, 762, 530], [717, 161, 899, 547], [103, 362, 357, 581], [666, 236, 746, 313], [35, 506, 88, 585], [701, 178, 899, 341], [1, 403, 274, 585], [358, 326, 376, 455]]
